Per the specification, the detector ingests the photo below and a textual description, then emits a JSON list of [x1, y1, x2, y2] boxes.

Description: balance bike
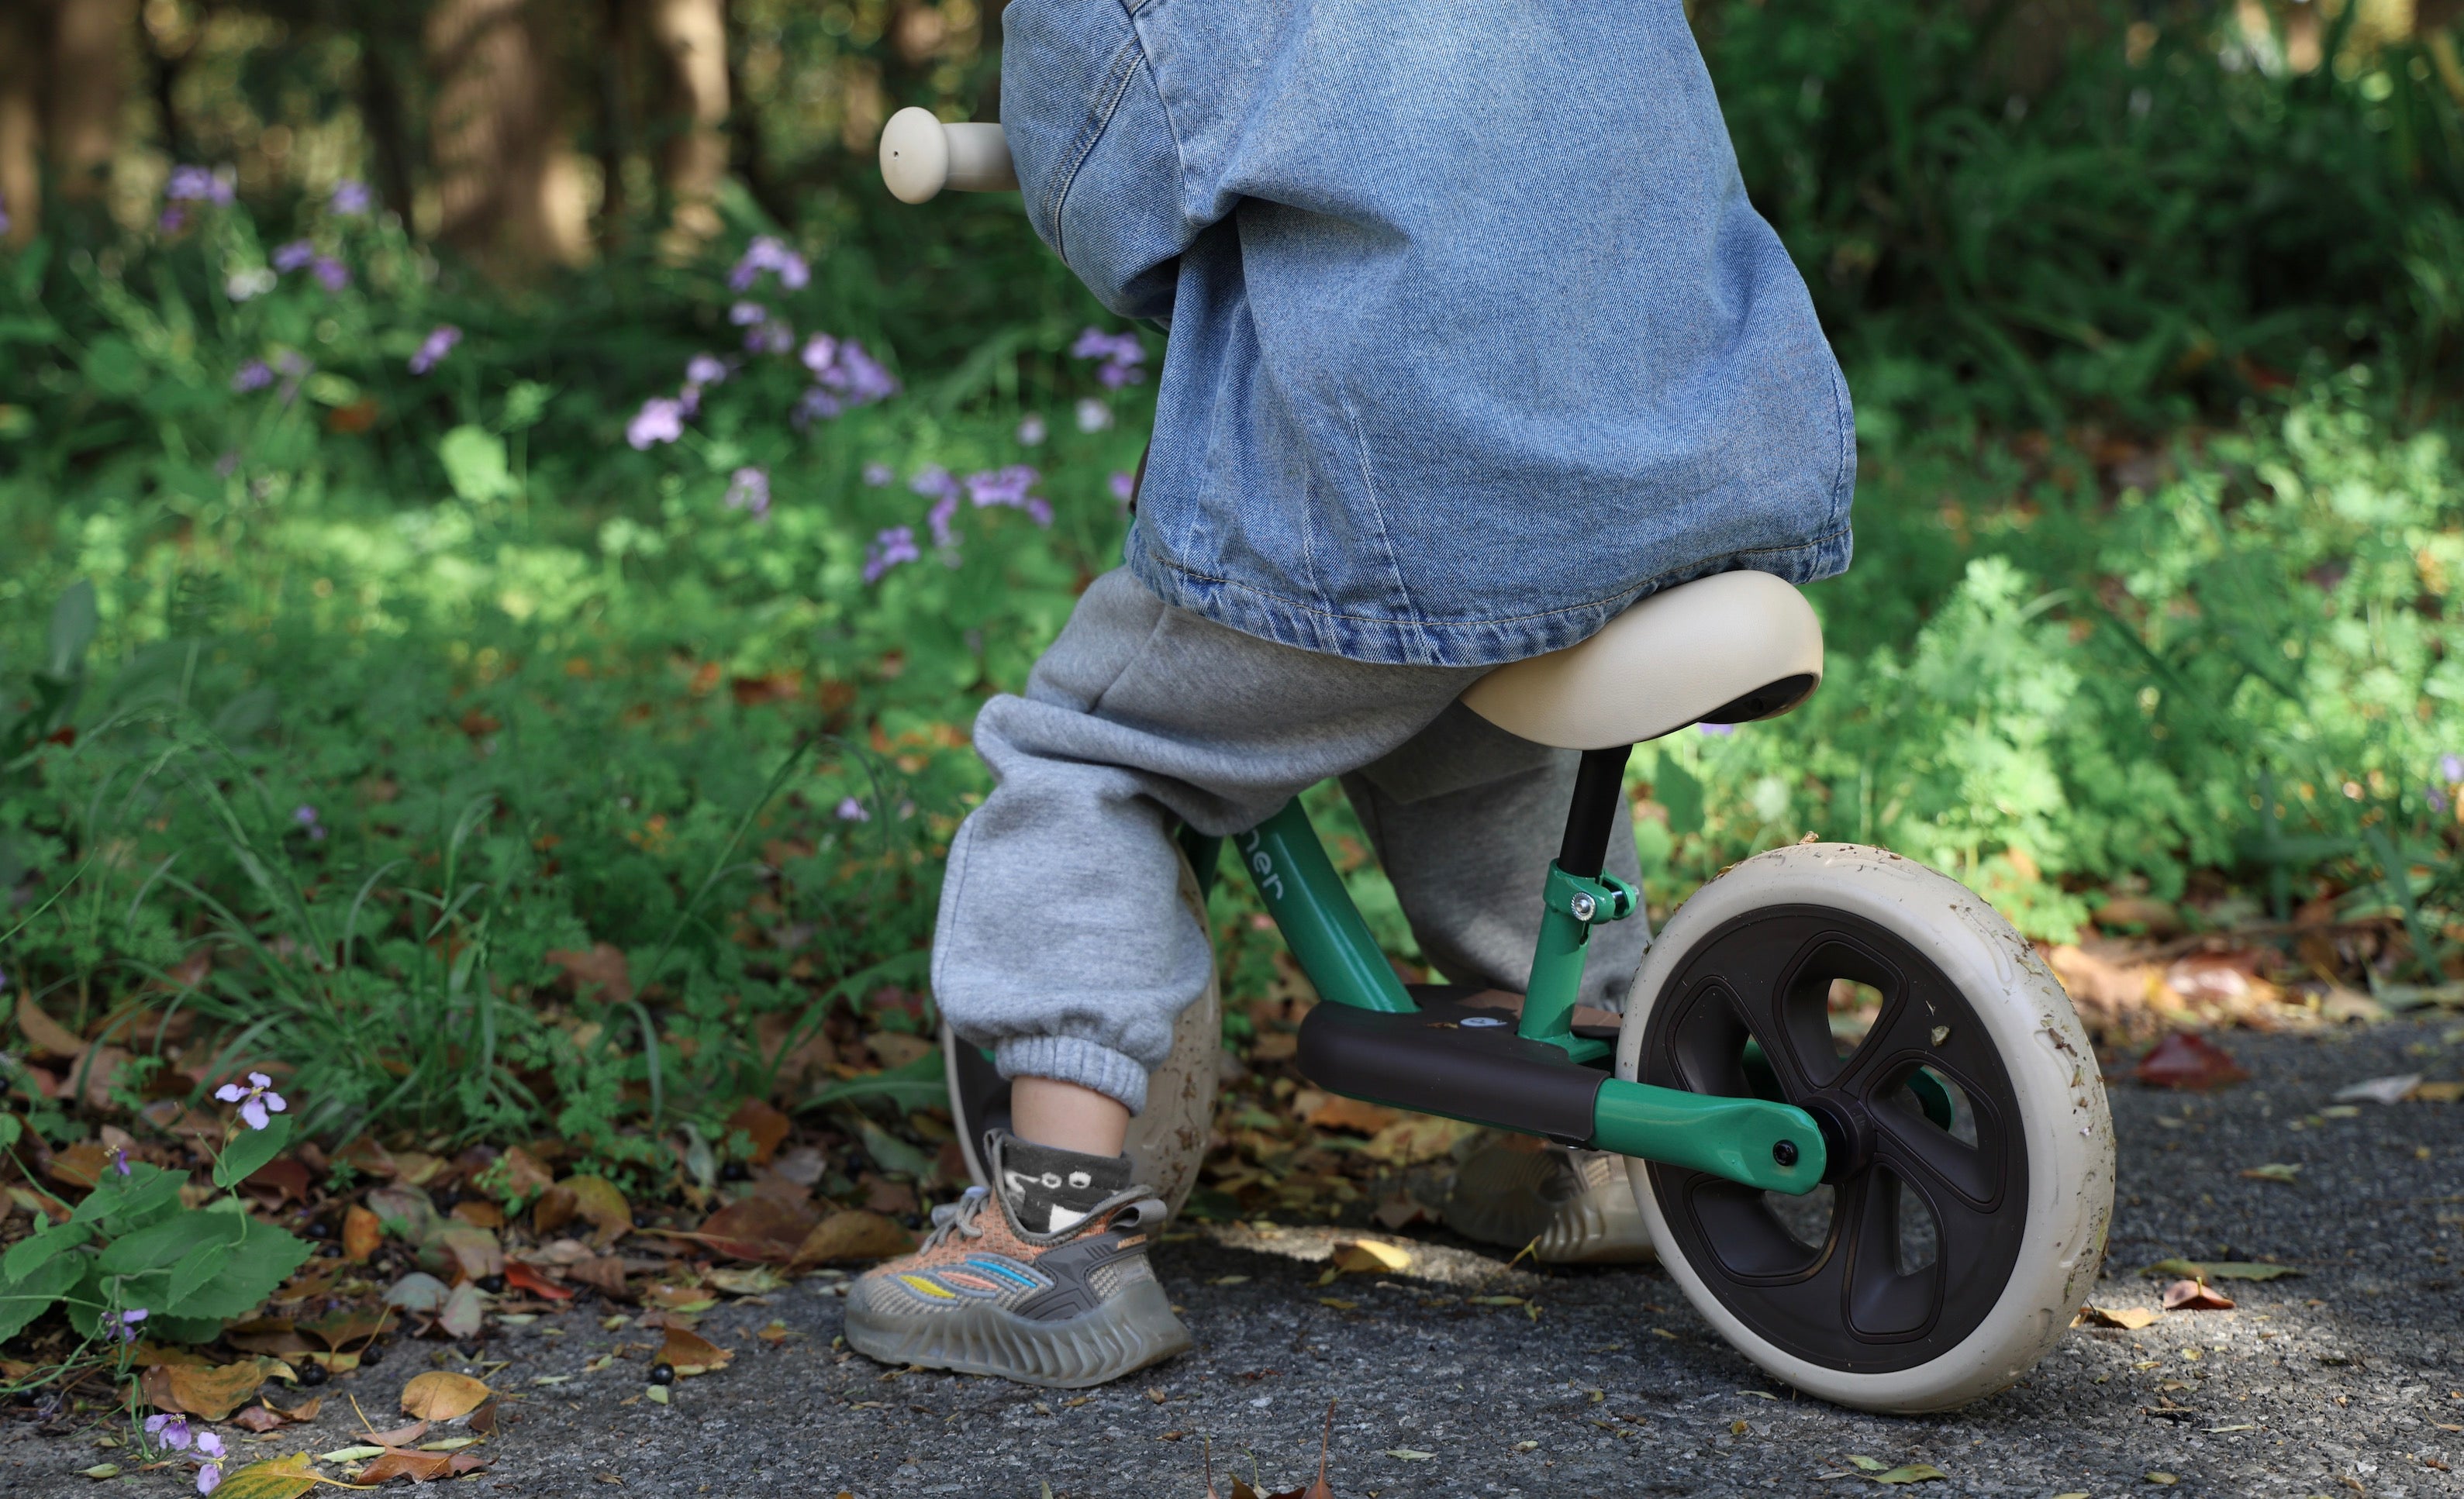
[[887, 112, 2116, 1414]]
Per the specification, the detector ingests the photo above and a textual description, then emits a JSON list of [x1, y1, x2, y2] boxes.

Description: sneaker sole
[[843, 1278, 1193, 1389]]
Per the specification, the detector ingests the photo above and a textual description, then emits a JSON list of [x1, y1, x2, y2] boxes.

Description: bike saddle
[[1459, 570, 1823, 750]]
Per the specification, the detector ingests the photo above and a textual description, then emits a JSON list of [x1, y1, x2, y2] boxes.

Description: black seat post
[[1557, 745, 1633, 878]]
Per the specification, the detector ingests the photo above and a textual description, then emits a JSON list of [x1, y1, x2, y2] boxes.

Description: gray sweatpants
[[932, 568, 1648, 1114]]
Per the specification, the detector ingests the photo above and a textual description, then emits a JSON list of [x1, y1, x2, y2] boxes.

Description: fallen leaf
[[1372, 1194, 1434, 1230], [535, 1176, 633, 1247], [1466, 1295, 1526, 1307], [79, 1464, 119, 1480], [724, 1098, 794, 1164], [438, 1281, 488, 1340], [1316, 1297, 1359, 1311], [1301, 1094, 1399, 1134], [2333, 1073, 2423, 1105], [1847, 1458, 1890, 1472], [693, 1195, 821, 1263], [243, 1158, 312, 1205], [425, 1223, 505, 1281], [48, 1141, 112, 1190], [2240, 1163, 2303, 1184], [319, 1447, 388, 1463], [1209, 1275, 1251, 1287], [790, 1210, 915, 1266], [302, 1308, 390, 1351], [1383, 1449, 1437, 1460], [364, 1422, 430, 1448], [127, 1342, 216, 1368], [2134, 1032, 2248, 1091], [1872, 1465, 1948, 1484], [2412, 1080, 2464, 1104], [355, 1449, 457, 1483], [1362, 1115, 1482, 1166], [546, 943, 632, 1004], [399, 1370, 494, 1421], [382, 1271, 452, 1311], [657, 1326, 734, 1376], [645, 1385, 671, 1405], [502, 1262, 572, 1300], [1329, 1239, 1412, 1275], [2073, 1306, 2162, 1330], [159, 1360, 278, 1421], [709, 1266, 787, 1297], [342, 1205, 383, 1262], [756, 1321, 792, 1345], [2145, 1474, 2178, 1487], [417, 1437, 481, 1452], [15, 991, 85, 1059], [2162, 1279, 2235, 1311], [2142, 1258, 2300, 1281], [450, 1199, 506, 1230], [567, 1254, 629, 1297], [229, 1396, 319, 1432], [209, 1451, 319, 1499]]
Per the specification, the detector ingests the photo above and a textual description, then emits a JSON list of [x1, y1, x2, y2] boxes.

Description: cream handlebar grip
[[880, 107, 1018, 203]]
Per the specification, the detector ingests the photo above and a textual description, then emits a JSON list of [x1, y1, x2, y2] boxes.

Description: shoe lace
[[918, 1185, 993, 1252]]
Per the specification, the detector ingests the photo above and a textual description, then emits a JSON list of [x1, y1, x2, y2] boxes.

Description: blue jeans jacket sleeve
[[1002, 0, 1191, 324]]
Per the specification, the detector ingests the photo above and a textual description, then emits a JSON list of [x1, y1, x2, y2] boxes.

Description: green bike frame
[[1213, 798, 1827, 1195]]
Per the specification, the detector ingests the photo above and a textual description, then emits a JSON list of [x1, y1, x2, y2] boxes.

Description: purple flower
[[1016, 414, 1048, 447], [1075, 398, 1113, 434], [157, 208, 187, 234], [627, 397, 686, 450], [1024, 497, 1053, 527], [231, 361, 274, 394], [836, 797, 871, 822], [909, 466, 961, 501], [927, 491, 961, 549], [145, 1414, 193, 1451], [729, 301, 768, 326], [964, 465, 1040, 510], [112, 1308, 148, 1343], [725, 466, 771, 519], [676, 383, 702, 419], [1072, 326, 1147, 388], [825, 340, 897, 403], [862, 463, 894, 488], [311, 256, 350, 292], [113, 1148, 130, 1177], [863, 525, 921, 584], [164, 166, 233, 205], [292, 805, 326, 842], [799, 334, 839, 376], [2442, 753, 2464, 784], [790, 387, 841, 429], [0, 191, 10, 236], [330, 179, 372, 215], [2431, 787, 2452, 815], [408, 325, 462, 376], [728, 235, 809, 292], [1698, 722, 1735, 737], [1108, 470, 1137, 505], [743, 319, 794, 356], [213, 1071, 287, 1131], [194, 1429, 226, 1494], [685, 353, 730, 387], [271, 239, 315, 273]]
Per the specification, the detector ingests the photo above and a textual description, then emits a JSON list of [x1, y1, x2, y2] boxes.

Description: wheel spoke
[[1683, 1177, 1830, 1281], [1843, 1169, 1938, 1338], [1873, 1093, 2004, 1208]]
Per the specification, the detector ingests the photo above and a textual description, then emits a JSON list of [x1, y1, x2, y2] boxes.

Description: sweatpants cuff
[[996, 1036, 1151, 1115]]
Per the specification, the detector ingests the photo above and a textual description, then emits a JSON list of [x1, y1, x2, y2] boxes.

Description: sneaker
[[1442, 1133, 1657, 1265], [843, 1132, 1192, 1387]]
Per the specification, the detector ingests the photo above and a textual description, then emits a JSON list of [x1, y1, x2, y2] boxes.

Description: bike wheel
[[946, 846, 1218, 1220], [1615, 843, 2113, 1412]]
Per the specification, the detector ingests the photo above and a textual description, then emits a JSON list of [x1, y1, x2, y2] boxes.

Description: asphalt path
[[6, 1015, 2461, 1497]]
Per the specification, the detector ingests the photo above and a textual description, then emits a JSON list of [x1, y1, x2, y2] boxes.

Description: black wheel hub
[[1637, 905, 2031, 1374]]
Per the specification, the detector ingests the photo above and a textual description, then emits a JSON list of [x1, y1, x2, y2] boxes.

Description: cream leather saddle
[[1461, 570, 1823, 750]]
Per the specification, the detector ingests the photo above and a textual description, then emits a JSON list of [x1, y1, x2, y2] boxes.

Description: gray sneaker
[[1443, 1134, 1657, 1264], [842, 1135, 1192, 1387]]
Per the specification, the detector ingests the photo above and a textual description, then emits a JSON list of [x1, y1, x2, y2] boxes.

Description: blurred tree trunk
[[425, 0, 593, 270], [0, 3, 42, 245], [643, 0, 727, 255], [47, 0, 134, 207], [593, 0, 637, 245]]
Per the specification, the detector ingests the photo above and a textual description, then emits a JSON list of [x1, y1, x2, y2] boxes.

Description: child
[[844, 0, 1853, 1387]]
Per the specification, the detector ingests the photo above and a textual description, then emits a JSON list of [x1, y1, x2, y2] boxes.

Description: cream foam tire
[[947, 846, 1218, 1222], [1614, 843, 2114, 1413]]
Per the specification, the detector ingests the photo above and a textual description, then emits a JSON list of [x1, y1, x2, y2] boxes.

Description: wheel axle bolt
[[1772, 1139, 1800, 1167]]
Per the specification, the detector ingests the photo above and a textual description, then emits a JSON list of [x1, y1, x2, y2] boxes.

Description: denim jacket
[[1001, 0, 1855, 667]]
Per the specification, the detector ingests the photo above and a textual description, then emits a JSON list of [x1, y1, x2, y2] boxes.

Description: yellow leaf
[[2072, 1305, 2162, 1330], [657, 1326, 734, 1376], [319, 1447, 387, 1463], [1330, 1239, 1412, 1274], [1316, 1297, 1359, 1311], [1466, 1295, 1525, 1307], [2145, 1475, 2179, 1487], [400, 1370, 495, 1420], [208, 1452, 319, 1499], [1848, 1457, 1889, 1472], [1873, 1464, 1948, 1484], [789, 1210, 915, 1266], [2239, 1162, 2302, 1184], [79, 1464, 120, 1480], [1382, 1449, 1436, 1459], [646, 1384, 671, 1405], [533, 1176, 633, 1248]]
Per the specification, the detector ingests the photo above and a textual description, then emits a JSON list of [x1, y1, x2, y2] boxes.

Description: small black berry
[[720, 1161, 750, 1182], [357, 1342, 385, 1366], [296, 1362, 329, 1387], [476, 1274, 506, 1294], [647, 1363, 676, 1386]]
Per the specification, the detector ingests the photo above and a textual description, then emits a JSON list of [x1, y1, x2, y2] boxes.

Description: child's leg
[[1342, 704, 1659, 1263]]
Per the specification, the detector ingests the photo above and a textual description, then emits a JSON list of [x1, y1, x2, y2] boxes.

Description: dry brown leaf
[[545, 943, 632, 1004], [399, 1370, 494, 1421], [790, 1210, 915, 1266], [126, 1342, 216, 1368], [354, 1448, 457, 1484], [1362, 1115, 1481, 1166], [229, 1396, 320, 1433], [693, 1195, 820, 1263], [47, 1142, 112, 1191], [1301, 1094, 1399, 1135], [14, 991, 84, 1059], [363, 1421, 430, 1448], [2162, 1278, 2235, 1311], [535, 1175, 633, 1247], [153, 1360, 277, 1422], [657, 1326, 734, 1376], [565, 1254, 629, 1297], [341, 1204, 383, 1262], [2074, 1305, 2162, 1330], [495, 1146, 557, 1200], [425, 1222, 505, 1280], [724, 1098, 793, 1164], [302, 1308, 388, 1351], [2413, 1080, 2464, 1104], [450, 1200, 506, 1230]]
